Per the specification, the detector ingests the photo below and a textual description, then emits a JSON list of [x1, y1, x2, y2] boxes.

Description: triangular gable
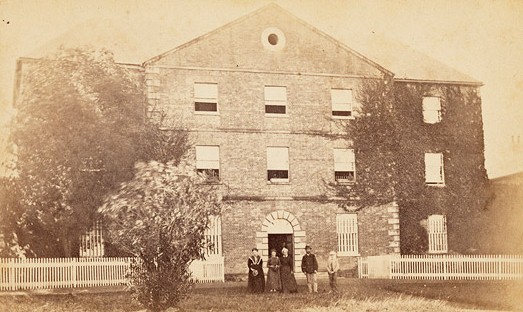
[[144, 3, 390, 78]]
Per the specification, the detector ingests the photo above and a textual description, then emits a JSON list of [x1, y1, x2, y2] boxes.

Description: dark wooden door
[[268, 234, 294, 268]]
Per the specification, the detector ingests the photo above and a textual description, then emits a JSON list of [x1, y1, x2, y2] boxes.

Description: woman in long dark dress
[[266, 249, 281, 292], [279, 247, 298, 293], [247, 248, 265, 293]]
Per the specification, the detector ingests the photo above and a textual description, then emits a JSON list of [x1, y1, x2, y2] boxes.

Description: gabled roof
[[343, 31, 481, 85], [491, 171, 523, 185], [27, 3, 481, 85], [27, 18, 150, 65], [143, 3, 392, 76]]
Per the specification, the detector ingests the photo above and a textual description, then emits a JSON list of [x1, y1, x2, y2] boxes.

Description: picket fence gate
[[359, 254, 523, 280], [0, 256, 224, 291]]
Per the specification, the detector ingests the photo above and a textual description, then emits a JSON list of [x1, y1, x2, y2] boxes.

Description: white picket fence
[[359, 254, 523, 280], [0, 256, 224, 291], [189, 256, 225, 283]]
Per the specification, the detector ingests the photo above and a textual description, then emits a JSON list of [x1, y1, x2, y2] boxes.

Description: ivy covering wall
[[338, 78, 490, 254]]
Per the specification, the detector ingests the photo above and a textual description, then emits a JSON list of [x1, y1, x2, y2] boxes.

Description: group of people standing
[[247, 245, 340, 294]]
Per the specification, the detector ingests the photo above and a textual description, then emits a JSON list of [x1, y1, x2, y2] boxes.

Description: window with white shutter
[[196, 146, 220, 181], [336, 214, 359, 256], [331, 89, 353, 118], [267, 147, 289, 182], [422, 97, 442, 123], [428, 215, 448, 254], [194, 83, 218, 112], [334, 148, 356, 182], [265, 86, 287, 115], [425, 153, 444, 185]]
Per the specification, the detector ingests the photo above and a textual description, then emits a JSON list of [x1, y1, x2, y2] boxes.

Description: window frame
[[266, 146, 290, 183], [422, 96, 442, 124], [427, 214, 448, 254], [334, 148, 356, 183], [336, 214, 359, 256], [195, 145, 221, 182], [203, 215, 223, 256], [424, 152, 445, 186], [194, 82, 219, 114], [264, 86, 288, 116], [331, 88, 354, 119]]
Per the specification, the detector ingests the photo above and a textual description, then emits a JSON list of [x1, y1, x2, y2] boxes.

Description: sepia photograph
[[0, 0, 522, 311]]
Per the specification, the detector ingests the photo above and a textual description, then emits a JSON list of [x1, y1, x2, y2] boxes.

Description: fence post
[[443, 256, 448, 280], [357, 257, 361, 278], [71, 258, 77, 288], [498, 255, 502, 280], [9, 258, 15, 291]]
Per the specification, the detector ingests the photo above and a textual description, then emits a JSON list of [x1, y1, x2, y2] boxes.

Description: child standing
[[326, 251, 340, 292]]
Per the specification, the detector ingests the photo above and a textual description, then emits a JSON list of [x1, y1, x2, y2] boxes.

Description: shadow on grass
[[1, 279, 521, 311], [381, 280, 523, 311]]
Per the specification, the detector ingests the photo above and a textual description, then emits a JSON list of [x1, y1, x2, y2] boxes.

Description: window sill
[[427, 251, 448, 255], [265, 113, 289, 118], [337, 253, 360, 257], [332, 115, 354, 120], [267, 180, 290, 185], [426, 183, 445, 187], [335, 180, 356, 186], [194, 111, 219, 115]]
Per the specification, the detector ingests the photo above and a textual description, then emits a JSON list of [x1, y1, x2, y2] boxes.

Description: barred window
[[336, 214, 358, 256], [204, 216, 222, 256], [428, 215, 448, 254]]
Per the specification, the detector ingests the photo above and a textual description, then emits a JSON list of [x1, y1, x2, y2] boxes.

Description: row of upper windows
[[193, 83, 444, 123], [194, 83, 355, 118], [196, 145, 445, 186], [196, 146, 355, 183]]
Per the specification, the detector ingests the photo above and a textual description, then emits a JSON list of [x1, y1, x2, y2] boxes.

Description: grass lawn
[[1, 278, 522, 312]]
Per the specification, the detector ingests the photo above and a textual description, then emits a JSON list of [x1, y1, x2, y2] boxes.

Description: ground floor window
[[204, 216, 222, 256], [336, 214, 358, 256], [428, 214, 448, 254], [79, 220, 104, 257]]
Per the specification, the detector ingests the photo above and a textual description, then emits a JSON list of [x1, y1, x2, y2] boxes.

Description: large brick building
[[139, 4, 486, 275], [13, 4, 488, 275]]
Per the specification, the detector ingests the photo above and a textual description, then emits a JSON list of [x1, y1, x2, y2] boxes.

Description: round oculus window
[[261, 27, 285, 51], [268, 33, 279, 45]]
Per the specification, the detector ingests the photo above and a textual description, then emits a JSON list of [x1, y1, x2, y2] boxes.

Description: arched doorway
[[255, 210, 305, 273]]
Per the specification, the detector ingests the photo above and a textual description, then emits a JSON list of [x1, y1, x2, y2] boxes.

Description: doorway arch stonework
[[255, 210, 306, 273]]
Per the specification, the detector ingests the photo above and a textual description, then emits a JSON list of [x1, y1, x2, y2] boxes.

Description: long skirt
[[266, 267, 281, 291], [280, 265, 298, 293], [248, 272, 265, 293]]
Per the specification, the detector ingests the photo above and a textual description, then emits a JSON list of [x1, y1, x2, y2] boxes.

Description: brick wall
[[220, 200, 398, 275]]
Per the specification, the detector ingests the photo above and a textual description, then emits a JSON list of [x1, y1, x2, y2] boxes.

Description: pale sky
[[1, 0, 522, 178]]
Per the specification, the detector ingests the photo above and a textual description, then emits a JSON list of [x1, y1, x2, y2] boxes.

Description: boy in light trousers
[[326, 251, 340, 292]]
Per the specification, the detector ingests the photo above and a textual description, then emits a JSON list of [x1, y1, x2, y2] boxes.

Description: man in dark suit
[[301, 245, 318, 293]]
